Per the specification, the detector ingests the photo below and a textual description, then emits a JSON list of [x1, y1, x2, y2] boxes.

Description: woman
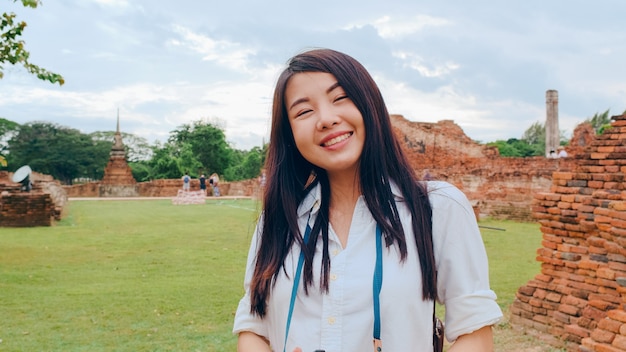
[[233, 48, 502, 351]]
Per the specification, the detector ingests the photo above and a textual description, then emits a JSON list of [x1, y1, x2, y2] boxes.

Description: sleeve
[[232, 219, 270, 338], [429, 182, 503, 342]]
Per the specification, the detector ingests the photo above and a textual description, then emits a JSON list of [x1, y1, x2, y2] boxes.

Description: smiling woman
[[233, 48, 502, 352]]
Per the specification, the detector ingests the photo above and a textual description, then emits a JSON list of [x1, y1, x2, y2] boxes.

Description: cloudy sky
[[1, 0, 624, 150]]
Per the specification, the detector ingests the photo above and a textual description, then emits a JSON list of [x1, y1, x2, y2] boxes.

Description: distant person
[[209, 173, 220, 197], [549, 149, 557, 158], [182, 172, 191, 192], [258, 169, 267, 188], [199, 174, 207, 193], [255, 168, 267, 200], [557, 146, 568, 158]]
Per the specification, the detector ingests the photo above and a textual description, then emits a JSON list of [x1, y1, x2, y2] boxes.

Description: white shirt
[[233, 181, 502, 352]]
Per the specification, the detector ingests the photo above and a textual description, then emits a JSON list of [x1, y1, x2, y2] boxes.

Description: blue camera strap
[[283, 223, 383, 352]]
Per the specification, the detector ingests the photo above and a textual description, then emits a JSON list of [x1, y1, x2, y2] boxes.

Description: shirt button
[[332, 249, 339, 256], [327, 317, 336, 325], [330, 274, 337, 281]]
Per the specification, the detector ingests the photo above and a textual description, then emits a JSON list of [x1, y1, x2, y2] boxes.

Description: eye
[[334, 95, 349, 103], [295, 109, 312, 118]]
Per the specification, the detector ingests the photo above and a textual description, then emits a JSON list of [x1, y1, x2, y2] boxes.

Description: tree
[[224, 146, 266, 181], [147, 142, 184, 180], [0, 117, 20, 162], [7, 122, 110, 183], [1, 0, 64, 84], [586, 109, 611, 135], [521, 121, 545, 146], [168, 120, 232, 176], [487, 138, 537, 157]]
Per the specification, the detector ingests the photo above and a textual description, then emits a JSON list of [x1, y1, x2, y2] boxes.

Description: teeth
[[323, 133, 352, 147]]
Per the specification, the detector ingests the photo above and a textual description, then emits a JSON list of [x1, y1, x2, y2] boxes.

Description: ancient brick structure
[[0, 171, 66, 227], [391, 115, 578, 220], [65, 177, 257, 199], [99, 117, 138, 197], [510, 113, 626, 351]]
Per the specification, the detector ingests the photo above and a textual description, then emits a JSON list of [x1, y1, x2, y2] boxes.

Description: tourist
[[557, 146, 568, 158], [549, 149, 557, 158], [209, 173, 220, 197], [199, 174, 207, 194], [233, 48, 502, 351], [182, 172, 190, 192]]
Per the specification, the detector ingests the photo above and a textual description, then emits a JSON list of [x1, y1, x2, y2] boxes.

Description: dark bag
[[433, 314, 444, 352]]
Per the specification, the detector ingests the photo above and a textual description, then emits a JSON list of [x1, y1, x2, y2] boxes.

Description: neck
[[327, 169, 361, 209]]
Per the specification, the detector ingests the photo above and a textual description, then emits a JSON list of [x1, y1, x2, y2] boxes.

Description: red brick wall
[[65, 178, 259, 198], [392, 115, 578, 221], [0, 189, 54, 227], [0, 172, 67, 227], [511, 113, 626, 351]]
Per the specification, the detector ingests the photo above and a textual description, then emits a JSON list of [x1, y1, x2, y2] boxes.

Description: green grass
[[0, 199, 545, 351]]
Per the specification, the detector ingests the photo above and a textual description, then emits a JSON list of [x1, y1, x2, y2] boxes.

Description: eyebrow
[[288, 81, 342, 111]]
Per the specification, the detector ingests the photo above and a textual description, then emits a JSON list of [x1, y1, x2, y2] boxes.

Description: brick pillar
[[511, 113, 626, 351]]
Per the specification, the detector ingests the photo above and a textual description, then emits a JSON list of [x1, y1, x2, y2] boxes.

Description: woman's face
[[285, 72, 365, 176]]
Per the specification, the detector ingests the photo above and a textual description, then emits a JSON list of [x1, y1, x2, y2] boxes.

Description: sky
[[1, 0, 625, 151]]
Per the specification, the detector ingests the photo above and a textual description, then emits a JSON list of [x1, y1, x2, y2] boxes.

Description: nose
[[315, 105, 341, 130]]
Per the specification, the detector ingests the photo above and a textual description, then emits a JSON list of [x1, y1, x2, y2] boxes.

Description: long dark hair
[[249, 48, 435, 317]]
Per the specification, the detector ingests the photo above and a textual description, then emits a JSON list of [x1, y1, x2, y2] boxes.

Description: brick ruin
[[391, 114, 580, 220], [99, 116, 138, 197], [0, 171, 67, 227], [511, 113, 626, 351]]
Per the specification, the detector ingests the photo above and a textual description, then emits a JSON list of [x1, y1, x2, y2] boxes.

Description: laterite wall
[[511, 113, 626, 351]]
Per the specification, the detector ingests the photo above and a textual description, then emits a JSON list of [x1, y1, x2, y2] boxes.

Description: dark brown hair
[[249, 48, 435, 317]]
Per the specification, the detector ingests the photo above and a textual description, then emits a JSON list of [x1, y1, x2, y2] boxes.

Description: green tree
[[487, 138, 538, 157], [7, 122, 110, 183], [521, 121, 545, 147], [1, 0, 64, 84], [128, 161, 152, 182], [147, 142, 183, 179], [224, 146, 265, 181], [0, 117, 20, 162], [169, 120, 231, 176], [586, 109, 611, 135]]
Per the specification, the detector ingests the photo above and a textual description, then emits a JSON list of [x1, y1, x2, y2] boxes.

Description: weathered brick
[[597, 318, 623, 334], [607, 310, 626, 323], [612, 334, 626, 351], [591, 328, 616, 344]]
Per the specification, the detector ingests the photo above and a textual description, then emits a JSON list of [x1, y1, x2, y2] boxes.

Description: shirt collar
[[297, 183, 322, 218]]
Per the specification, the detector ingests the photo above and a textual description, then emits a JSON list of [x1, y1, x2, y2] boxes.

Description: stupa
[[99, 111, 138, 197]]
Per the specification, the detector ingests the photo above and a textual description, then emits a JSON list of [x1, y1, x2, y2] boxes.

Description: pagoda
[[99, 111, 138, 197]]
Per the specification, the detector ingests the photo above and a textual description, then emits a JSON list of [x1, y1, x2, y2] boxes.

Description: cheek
[[290, 122, 310, 147]]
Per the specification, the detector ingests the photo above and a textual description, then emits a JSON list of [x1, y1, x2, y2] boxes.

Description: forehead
[[285, 72, 340, 100]]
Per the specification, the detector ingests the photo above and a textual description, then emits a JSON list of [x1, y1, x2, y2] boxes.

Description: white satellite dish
[[12, 165, 32, 183]]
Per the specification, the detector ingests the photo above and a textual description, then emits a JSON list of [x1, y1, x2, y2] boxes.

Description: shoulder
[[426, 181, 473, 215]]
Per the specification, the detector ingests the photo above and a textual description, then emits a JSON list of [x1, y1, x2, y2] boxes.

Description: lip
[[320, 131, 353, 147]]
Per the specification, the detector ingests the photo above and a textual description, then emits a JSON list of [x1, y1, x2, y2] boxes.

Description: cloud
[[167, 25, 257, 72], [345, 14, 450, 40], [90, 0, 131, 9], [373, 71, 548, 143], [393, 51, 460, 78]]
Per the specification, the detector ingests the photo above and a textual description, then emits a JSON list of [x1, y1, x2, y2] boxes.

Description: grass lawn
[[0, 199, 546, 351]]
